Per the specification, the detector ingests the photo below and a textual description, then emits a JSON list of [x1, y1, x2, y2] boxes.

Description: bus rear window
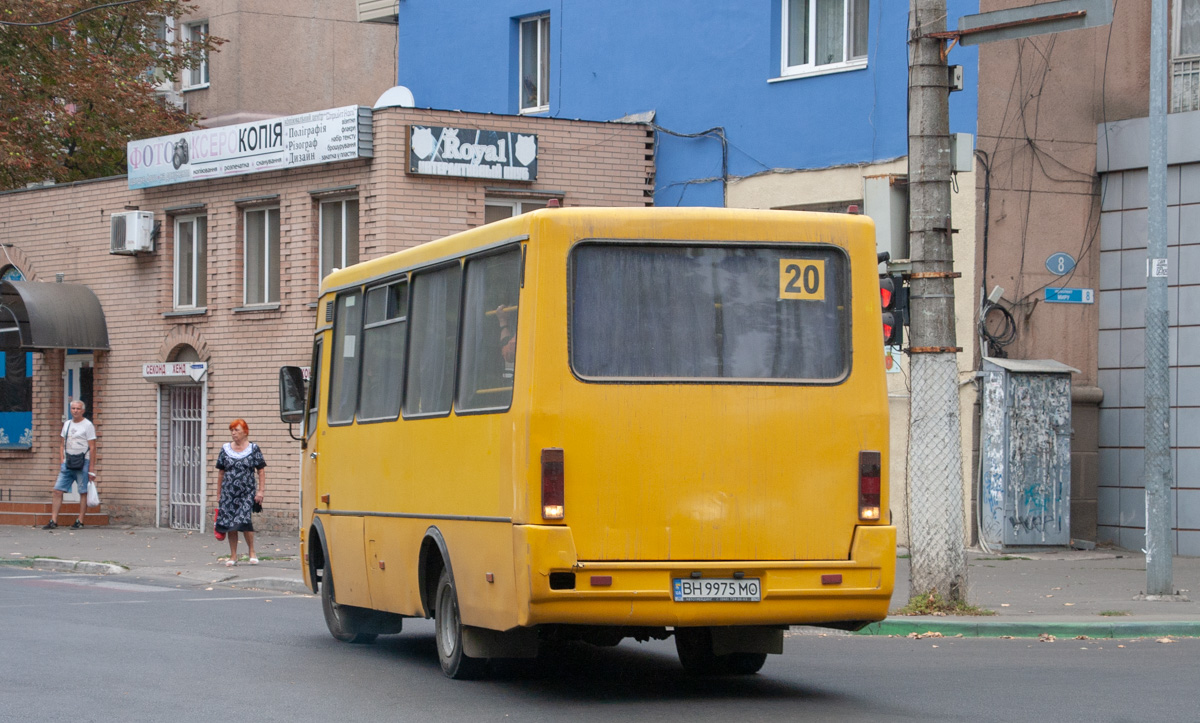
[[570, 243, 849, 382]]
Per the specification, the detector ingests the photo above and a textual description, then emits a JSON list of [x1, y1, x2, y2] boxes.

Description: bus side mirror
[[279, 366, 305, 425]]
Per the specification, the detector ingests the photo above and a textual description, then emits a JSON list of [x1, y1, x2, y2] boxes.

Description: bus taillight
[[859, 451, 881, 521], [541, 448, 565, 520]]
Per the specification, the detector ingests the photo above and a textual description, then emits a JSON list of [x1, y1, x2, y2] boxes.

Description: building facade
[[0, 107, 653, 530], [975, 0, 1200, 554], [159, 0, 397, 128]]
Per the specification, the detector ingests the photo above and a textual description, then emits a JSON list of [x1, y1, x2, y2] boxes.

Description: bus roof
[[319, 206, 875, 297]]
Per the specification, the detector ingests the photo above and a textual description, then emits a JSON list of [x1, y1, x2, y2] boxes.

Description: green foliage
[[896, 590, 997, 617], [0, 1, 223, 189]]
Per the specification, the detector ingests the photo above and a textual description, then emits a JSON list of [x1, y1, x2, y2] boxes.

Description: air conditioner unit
[[110, 211, 155, 254]]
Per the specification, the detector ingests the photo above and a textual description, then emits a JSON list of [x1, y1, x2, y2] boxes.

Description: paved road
[[3, 567, 1197, 723]]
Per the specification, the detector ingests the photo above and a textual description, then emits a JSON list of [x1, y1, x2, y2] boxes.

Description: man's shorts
[[54, 461, 89, 495]]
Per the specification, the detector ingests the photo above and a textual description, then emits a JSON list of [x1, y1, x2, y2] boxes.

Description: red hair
[[229, 419, 249, 434]]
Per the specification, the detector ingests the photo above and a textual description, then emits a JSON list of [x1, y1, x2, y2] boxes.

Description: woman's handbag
[[213, 509, 225, 541]]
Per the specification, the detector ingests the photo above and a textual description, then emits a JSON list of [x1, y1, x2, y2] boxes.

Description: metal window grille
[[1172, 57, 1200, 113]]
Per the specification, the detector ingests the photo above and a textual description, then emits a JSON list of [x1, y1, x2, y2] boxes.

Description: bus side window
[[328, 291, 363, 424], [403, 264, 462, 417], [358, 280, 408, 421], [306, 338, 322, 437], [457, 248, 521, 412]]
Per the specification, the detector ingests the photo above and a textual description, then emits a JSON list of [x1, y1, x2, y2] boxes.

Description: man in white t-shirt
[[43, 400, 97, 530]]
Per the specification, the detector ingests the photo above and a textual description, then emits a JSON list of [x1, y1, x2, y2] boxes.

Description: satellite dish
[[374, 86, 416, 110]]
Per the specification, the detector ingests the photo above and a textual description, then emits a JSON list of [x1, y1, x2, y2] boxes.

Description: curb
[[8, 558, 127, 575], [229, 577, 311, 594], [857, 618, 1200, 639]]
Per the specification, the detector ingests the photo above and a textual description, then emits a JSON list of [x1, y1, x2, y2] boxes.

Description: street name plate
[[1044, 287, 1094, 304]]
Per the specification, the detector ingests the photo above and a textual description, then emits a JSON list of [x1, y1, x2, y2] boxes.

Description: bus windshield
[[570, 242, 849, 381]]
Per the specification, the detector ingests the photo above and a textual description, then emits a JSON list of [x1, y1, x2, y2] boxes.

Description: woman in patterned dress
[[214, 419, 266, 566]]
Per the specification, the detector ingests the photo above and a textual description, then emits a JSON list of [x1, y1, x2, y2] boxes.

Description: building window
[[148, 16, 175, 91], [519, 14, 550, 113], [319, 198, 359, 281], [0, 265, 31, 450], [174, 215, 207, 309], [782, 0, 868, 78], [484, 199, 547, 224], [181, 20, 209, 89], [1173, 0, 1200, 112], [244, 207, 280, 306]]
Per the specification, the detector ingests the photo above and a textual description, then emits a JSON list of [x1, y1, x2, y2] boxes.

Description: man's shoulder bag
[[64, 422, 87, 470]]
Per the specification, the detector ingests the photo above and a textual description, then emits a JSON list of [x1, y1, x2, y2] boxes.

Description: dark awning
[[0, 281, 110, 351]]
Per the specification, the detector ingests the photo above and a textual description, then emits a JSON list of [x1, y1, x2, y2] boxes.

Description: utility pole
[[907, 0, 965, 602], [1144, 0, 1174, 596]]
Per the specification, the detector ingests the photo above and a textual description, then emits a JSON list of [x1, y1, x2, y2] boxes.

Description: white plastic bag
[[63, 482, 81, 504], [86, 481, 100, 508]]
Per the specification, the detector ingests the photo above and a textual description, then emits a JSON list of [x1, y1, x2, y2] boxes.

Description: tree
[[0, 0, 223, 190]]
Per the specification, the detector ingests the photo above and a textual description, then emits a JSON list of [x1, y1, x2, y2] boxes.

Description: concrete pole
[[1145, 0, 1174, 595], [907, 0, 966, 602]]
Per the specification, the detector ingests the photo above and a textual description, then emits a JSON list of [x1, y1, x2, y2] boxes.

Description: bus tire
[[675, 627, 767, 676], [321, 556, 378, 645], [434, 567, 487, 679]]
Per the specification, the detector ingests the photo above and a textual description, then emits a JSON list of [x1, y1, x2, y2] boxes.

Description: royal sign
[[127, 106, 373, 189], [407, 125, 537, 181]]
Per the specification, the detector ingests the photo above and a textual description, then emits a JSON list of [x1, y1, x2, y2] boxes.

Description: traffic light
[[879, 274, 908, 347]]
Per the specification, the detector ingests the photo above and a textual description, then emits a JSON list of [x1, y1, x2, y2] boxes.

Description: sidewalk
[[2, 523, 1197, 637], [0, 522, 307, 594]]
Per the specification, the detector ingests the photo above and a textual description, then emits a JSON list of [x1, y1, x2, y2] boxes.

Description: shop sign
[[142, 362, 208, 383], [407, 125, 537, 181], [127, 106, 373, 189]]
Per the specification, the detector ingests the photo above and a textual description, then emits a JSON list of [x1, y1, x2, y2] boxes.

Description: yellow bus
[[279, 206, 894, 678]]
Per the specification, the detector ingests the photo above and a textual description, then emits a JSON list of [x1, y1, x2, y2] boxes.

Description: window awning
[[0, 281, 110, 351]]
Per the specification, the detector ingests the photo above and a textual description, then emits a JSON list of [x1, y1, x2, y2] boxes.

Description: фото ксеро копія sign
[[126, 106, 372, 189]]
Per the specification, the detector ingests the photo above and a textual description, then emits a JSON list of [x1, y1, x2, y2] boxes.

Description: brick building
[[0, 106, 653, 531]]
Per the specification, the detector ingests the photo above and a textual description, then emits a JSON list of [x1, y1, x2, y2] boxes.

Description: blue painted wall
[[396, 1, 977, 207]]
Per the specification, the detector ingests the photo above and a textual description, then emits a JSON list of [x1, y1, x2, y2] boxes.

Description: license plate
[[673, 578, 761, 602]]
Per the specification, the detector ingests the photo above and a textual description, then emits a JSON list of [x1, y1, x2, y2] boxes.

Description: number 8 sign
[[779, 259, 825, 301]]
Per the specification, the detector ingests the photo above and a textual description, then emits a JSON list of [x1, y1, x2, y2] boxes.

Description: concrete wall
[[179, 0, 397, 127], [0, 108, 652, 530]]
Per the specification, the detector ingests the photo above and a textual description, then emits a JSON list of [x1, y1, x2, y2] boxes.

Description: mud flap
[[462, 625, 539, 659], [710, 626, 784, 656]]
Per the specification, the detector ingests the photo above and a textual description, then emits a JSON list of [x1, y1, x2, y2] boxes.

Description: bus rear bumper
[[515, 524, 896, 628]]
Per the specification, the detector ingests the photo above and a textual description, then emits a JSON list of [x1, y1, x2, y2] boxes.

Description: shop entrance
[[165, 384, 205, 530]]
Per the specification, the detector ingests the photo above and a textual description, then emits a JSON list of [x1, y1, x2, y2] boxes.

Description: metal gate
[[168, 385, 205, 530]]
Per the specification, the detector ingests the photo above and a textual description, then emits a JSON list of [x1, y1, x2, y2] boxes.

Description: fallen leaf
[[1046, 594, 1054, 598], [1038, 633, 1057, 642], [1000, 603, 1011, 607], [1156, 637, 1174, 644], [1075, 635, 1089, 640], [1051, 587, 1061, 591], [1064, 602, 1075, 606]]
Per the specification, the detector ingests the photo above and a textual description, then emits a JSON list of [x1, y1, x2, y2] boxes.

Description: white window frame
[[318, 197, 359, 282], [181, 20, 209, 90], [173, 215, 206, 310], [518, 14, 550, 114], [243, 207, 280, 307], [780, 0, 869, 80], [1175, 0, 1200, 58], [148, 16, 175, 91]]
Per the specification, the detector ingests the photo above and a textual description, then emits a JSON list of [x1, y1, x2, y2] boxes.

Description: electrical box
[[979, 358, 1078, 549], [110, 211, 155, 254], [950, 133, 974, 173], [862, 174, 908, 263]]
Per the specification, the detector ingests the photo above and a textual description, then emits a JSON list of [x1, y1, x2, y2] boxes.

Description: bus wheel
[[675, 627, 767, 676], [434, 568, 487, 679], [321, 556, 378, 645]]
